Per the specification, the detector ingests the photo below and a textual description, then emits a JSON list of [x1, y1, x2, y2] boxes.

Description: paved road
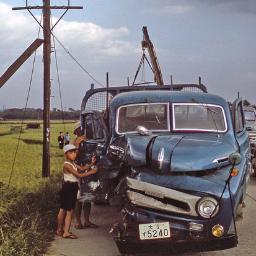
[[47, 178, 256, 256]]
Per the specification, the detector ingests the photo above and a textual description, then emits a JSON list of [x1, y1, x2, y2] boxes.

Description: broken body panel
[[80, 85, 250, 254]]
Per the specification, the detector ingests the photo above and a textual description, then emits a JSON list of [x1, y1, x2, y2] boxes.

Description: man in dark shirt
[[58, 132, 64, 149]]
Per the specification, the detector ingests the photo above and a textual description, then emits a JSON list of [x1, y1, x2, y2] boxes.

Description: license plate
[[139, 222, 171, 240]]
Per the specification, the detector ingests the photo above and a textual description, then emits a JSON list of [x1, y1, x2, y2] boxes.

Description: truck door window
[[236, 104, 244, 133], [84, 113, 105, 140]]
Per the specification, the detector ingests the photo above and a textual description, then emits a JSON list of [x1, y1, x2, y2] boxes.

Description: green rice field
[[0, 120, 76, 189]]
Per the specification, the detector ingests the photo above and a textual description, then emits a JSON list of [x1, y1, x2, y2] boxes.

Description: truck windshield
[[173, 103, 227, 133], [116, 103, 170, 134], [244, 111, 256, 121]]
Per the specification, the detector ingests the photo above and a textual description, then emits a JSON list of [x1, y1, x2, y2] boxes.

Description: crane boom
[[142, 26, 164, 86]]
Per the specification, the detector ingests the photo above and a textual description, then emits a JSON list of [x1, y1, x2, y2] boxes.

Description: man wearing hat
[[73, 121, 99, 229], [73, 121, 85, 147]]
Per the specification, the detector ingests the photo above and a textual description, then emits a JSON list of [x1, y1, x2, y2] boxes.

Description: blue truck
[[79, 84, 251, 254]]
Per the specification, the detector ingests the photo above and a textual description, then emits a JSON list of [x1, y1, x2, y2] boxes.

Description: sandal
[[83, 222, 99, 228], [62, 233, 78, 239]]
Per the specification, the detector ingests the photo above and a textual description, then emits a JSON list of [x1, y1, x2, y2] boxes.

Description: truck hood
[[126, 133, 237, 174]]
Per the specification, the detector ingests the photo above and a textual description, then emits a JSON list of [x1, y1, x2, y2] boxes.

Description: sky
[[0, 0, 256, 110]]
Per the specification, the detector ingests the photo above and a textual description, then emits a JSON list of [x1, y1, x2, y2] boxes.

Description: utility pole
[[12, 1, 83, 177], [42, 0, 51, 177]]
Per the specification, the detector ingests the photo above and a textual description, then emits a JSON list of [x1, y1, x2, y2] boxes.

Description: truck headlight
[[197, 197, 219, 218]]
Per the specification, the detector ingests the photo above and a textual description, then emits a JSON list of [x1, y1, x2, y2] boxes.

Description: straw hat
[[63, 144, 78, 154], [73, 121, 81, 132]]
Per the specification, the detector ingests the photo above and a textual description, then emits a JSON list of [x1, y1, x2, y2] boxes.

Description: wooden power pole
[[42, 0, 51, 177], [12, 1, 83, 177]]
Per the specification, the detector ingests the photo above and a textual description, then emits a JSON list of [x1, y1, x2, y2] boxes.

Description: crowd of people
[[56, 122, 98, 239]]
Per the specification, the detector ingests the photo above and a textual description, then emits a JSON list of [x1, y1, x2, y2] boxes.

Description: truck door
[[81, 111, 118, 203], [232, 99, 249, 153], [78, 111, 108, 165]]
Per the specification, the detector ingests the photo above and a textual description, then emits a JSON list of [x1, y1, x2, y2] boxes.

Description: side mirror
[[229, 152, 242, 165], [136, 125, 151, 136]]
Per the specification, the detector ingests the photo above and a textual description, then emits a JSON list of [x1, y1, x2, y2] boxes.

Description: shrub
[[0, 175, 61, 256], [26, 123, 40, 129]]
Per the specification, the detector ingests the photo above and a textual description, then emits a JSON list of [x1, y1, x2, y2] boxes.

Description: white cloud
[[56, 21, 129, 43], [53, 20, 133, 58], [0, 2, 134, 60], [0, 1, 137, 108], [0, 3, 36, 45]]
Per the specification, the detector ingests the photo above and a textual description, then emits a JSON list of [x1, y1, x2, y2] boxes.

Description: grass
[[0, 120, 78, 255], [0, 176, 61, 256], [0, 120, 76, 188]]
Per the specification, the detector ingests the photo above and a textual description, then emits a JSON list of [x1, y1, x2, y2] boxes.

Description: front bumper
[[113, 204, 237, 254], [117, 175, 239, 254], [115, 234, 237, 254]]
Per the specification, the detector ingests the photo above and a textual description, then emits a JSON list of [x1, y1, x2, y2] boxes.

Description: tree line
[[0, 100, 254, 120], [0, 108, 80, 120]]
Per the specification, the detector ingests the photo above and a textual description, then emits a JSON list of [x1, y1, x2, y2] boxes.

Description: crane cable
[[51, 15, 66, 132], [7, 13, 43, 188], [132, 51, 155, 86], [141, 52, 145, 82], [132, 52, 145, 85]]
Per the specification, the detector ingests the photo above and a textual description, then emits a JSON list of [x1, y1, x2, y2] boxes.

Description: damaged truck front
[[80, 85, 251, 254]]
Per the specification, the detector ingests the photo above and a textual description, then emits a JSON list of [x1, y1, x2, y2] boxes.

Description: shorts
[[60, 181, 78, 210]]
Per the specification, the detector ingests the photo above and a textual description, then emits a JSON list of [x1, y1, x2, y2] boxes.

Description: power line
[[10, 1, 103, 178], [51, 32, 105, 88], [13, 1, 84, 178], [51, 17, 66, 131], [8, 13, 43, 187], [24, 9, 105, 88]]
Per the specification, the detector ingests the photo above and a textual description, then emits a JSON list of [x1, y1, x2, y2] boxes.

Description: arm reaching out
[[77, 155, 98, 173], [73, 135, 86, 147], [64, 163, 96, 178]]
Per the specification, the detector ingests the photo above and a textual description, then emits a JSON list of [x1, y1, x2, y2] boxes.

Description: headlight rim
[[197, 196, 219, 219]]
